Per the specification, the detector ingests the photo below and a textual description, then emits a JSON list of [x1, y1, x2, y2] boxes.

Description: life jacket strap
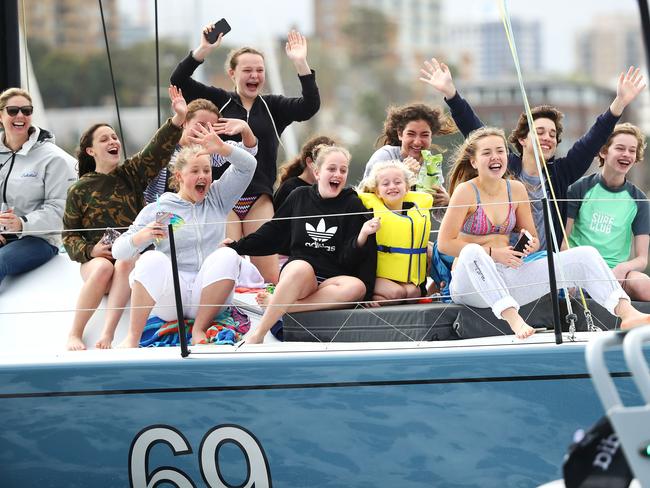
[[377, 245, 427, 255]]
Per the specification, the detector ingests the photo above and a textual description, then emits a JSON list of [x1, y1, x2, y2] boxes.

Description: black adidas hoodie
[[229, 185, 376, 300]]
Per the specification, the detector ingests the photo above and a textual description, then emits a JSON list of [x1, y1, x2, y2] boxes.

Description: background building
[[22, 0, 118, 54], [445, 18, 543, 81]]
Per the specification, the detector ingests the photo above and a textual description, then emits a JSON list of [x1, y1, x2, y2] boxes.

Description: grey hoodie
[[0, 127, 77, 247], [112, 145, 256, 272]]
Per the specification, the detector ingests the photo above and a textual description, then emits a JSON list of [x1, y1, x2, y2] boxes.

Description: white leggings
[[450, 244, 629, 319], [130, 247, 241, 321]]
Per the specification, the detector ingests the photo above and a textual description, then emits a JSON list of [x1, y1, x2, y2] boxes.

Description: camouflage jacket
[[63, 118, 182, 263]]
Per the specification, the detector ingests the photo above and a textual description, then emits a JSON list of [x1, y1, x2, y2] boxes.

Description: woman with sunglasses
[[0, 88, 76, 286]]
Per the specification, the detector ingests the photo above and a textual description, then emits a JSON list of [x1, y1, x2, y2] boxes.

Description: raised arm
[[169, 26, 230, 105], [609, 66, 646, 117], [285, 30, 311, 76], [122, 86, 184, 186], [419, 58, 483, 137], [560, 68, 646, 183]]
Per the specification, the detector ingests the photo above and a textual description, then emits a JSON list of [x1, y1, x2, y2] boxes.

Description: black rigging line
[[98, 0, 127, 160], [154, 0, 161, 126]]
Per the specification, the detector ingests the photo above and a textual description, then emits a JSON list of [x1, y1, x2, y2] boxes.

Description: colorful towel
[[139, 307, 251, 347]]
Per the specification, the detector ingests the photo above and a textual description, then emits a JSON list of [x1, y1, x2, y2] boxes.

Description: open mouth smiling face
[[602, 133, 639, 175], [474, 135, 508, 179], [376, 168, 408, 208], [1, 95, 32, 137], [398, 119, 433, 162], [231, 53, 266, 100], [316, 152, 349, 198], [178, 155, 212, 203]]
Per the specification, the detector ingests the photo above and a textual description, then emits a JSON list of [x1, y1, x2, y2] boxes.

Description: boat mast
[[0, 0, 20, 90]]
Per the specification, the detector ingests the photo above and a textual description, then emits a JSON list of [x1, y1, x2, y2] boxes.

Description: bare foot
[[191, 328, 208, 345], [514, 323, 536, 339], [620, 312, 650, 330], [95, 334, 114, 349], [66, 335, 86, 351], [255, 290, 271, 310], [117, 335, 140, 348]]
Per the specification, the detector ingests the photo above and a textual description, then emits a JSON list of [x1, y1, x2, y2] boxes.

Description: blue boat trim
[[0, 371, 632, 399]]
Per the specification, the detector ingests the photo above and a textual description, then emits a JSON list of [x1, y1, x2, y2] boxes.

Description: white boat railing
[[586, 329, 650, 485]]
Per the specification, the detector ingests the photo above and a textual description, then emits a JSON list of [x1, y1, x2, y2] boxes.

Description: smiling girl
[[63, 86, 187, 350], [363, 103, 456, 213], [112, 124, 256, 347], [357, 161, 432, 305], [438, 127, 650, 338], [227, 146, 377, 344], [171, 27, 320, 284]]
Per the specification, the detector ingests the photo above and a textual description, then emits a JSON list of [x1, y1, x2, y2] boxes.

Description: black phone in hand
[[205, 18, 231, 44]]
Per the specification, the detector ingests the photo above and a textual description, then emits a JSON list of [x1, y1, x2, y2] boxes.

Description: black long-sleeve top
[[170, 52, 321, 198], [229, 186, 377, 300]]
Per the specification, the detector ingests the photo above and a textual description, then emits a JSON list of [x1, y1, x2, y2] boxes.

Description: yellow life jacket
[[358, 192, 432, 285]]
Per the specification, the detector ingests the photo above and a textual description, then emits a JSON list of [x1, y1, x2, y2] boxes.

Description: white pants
[[130, 248, 241, 321], [450, 244, 629, 319]]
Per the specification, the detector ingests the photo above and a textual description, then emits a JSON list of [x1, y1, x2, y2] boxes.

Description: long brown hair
[[276, 135, 337, 186], [76, 123, 113, 177], [376, 103, 456, 148], [448, 127, 508, 196]]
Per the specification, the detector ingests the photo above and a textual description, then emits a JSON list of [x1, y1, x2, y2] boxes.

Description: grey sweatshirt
[[0, 127, 77, 247], [112, 145, 256, 272]]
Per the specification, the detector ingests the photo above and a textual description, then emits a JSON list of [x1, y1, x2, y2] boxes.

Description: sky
[[123, 0, 641, 74]]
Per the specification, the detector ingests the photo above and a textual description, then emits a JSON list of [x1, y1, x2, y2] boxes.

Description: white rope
[[3, 275, 645, 317]]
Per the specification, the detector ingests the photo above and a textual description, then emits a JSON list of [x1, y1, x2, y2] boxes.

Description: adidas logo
[[306, 219, 337, 243]]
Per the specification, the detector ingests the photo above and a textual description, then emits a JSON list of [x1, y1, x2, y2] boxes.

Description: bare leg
[[191, 279, 235, 345], [623, 271, 650, 302], [244, 260, 319, 344], [117, 281, 155, 348], [66, 258, 114, 351], [246, 262, 366, 344], [244, 195, 279, 284], [501, 307, 535, 339], [96, 258, 136, 349], [226, 209, 243, 241]]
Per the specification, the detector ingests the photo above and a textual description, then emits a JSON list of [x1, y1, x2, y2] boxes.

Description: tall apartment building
[[575, 14, 643, 87], [23, 0, 118, 54], [575, 14, 648, 135], [314, 0, 443, 75], [445, 18, 542, 81]]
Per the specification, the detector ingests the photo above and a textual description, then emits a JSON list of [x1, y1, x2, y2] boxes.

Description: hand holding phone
[[204, 18, 231, 44], [513, 230, 533, 254]]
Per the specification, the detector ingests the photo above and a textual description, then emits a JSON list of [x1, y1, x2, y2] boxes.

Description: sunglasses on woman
[[4, 106, 34, 117]]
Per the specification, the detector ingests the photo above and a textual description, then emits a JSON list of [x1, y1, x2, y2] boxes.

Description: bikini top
[[461, 180, 516, 236]]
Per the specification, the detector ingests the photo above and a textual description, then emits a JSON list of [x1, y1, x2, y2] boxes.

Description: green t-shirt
[[567, 173, 649, 268]]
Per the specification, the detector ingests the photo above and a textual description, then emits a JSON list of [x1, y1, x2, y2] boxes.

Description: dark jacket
[[170, 52, 321, 198], [445, 91, 620, 242], [229, 185, 377, 300], [273, 176, 310, 210]]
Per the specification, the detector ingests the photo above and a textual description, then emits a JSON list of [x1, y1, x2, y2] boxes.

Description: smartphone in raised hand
[[205, 18, 231, 44], [513, 230, 533, 253]]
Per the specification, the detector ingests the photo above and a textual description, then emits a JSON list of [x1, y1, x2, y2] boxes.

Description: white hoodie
[[0, 127, 77, 247], [112, 145, 256, 273]]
